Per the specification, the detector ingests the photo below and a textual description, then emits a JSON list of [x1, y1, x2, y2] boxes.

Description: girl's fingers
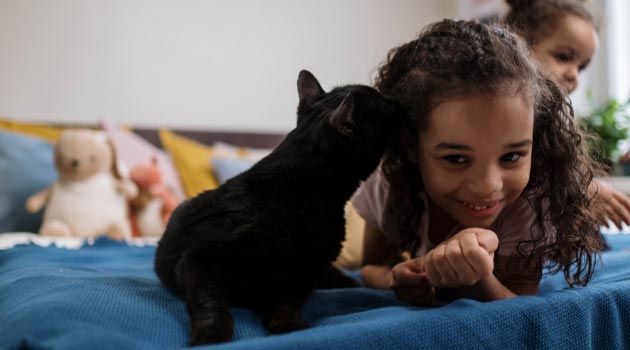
[[459, 232, 482, 273], [409, 256, 426, 273], [392, 261, 429, 287], [611, 195, 630, 225], [393, 278, 435, 306], [423, 251, 442, 287], [461, 235, 493, 277], [391, 265, 435, 306], [475, 230, 499, 254], [447, 236, 479, 285], [423, 229, 498, 288], [395, 272, 431, 291], [431, 244, 458, 286], [615, 191, 630, 213], [606, 206, 623, 230]]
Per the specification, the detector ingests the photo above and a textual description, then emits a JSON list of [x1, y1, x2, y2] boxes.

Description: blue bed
[[1, 233, 630, 350]]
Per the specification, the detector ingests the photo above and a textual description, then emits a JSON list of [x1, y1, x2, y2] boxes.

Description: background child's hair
[[375, 19, 603, 286], [504, 0, 593, 46]]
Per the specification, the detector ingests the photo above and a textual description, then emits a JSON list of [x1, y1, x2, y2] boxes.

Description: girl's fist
[[423, 228, 498, 288]]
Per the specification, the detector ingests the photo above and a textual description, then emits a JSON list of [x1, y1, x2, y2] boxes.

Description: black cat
[[154, 70, 403, 345]]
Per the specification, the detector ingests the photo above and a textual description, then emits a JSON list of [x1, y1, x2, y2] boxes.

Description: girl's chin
[[458, 216, 497, 229]]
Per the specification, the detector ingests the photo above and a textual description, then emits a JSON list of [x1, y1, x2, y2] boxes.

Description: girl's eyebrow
[[556, 46, 577, 55], [505, 140, 532, 149], [434, 143, 471, 150], [434, 139, 532, 150]]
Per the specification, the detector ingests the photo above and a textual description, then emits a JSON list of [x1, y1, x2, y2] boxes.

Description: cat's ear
[[328, 94, 354, 135], [297, 70, 325, 101]]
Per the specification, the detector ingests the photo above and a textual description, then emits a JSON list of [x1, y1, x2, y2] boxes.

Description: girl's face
[[532, 14, 597, 94], [417, 93, 534, 228]]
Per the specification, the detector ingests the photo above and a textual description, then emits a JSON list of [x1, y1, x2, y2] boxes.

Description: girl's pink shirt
[[351, 167, 555, 258]]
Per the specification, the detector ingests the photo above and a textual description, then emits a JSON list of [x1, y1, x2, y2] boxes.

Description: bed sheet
[[1, 234, 629, 350]]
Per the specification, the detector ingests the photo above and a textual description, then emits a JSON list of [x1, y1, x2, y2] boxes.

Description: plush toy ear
[[297, 70, 325, 101], [328, 94, 354, 135]]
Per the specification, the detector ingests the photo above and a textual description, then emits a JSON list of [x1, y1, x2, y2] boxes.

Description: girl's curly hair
[[503, 0, 593, 46], [375, 19, 603, 286]]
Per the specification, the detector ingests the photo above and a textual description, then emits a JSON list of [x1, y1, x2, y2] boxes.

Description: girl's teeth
[[463, 202, 489, 210]]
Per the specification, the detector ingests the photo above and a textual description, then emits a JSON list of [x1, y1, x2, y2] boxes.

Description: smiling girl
[[353, 19, 603, 304]]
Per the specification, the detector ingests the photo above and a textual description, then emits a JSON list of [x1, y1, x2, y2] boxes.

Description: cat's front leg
[[317, 265, 361, 288], [176, 253, 234, 345], [265, 298, 310, 335]]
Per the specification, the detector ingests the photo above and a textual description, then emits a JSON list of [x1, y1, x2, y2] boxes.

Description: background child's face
[[532, 14, 597, 94], [416, 92, 534, 228]]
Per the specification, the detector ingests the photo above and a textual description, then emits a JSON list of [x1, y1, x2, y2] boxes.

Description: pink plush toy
[[129, 157, 180, 237]]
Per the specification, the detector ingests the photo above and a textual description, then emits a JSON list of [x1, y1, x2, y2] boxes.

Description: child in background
[[353, 19, 603, 305], [502, 0, 630, 231], [504, 0, 596, 95]]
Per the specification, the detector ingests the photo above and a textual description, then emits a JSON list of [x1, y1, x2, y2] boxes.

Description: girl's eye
[[442, 155, 469, 165], [501, 152, 522, 162], [555, 53, 570, 62]]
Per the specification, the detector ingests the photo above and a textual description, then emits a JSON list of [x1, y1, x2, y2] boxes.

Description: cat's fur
[[154, 70, 403, 345]]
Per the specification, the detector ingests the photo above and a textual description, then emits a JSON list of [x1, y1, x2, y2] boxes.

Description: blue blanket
[[1, 235, 630, 350]]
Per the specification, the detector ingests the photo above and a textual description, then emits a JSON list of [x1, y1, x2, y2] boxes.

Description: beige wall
[[0, 0, 453, 132]]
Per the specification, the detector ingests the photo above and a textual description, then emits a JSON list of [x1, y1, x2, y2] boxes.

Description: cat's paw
[[268, 319, 310, 335], [189, 320, 233, 345], [189, 328, 232, 346], [317, 266, 361, 289]]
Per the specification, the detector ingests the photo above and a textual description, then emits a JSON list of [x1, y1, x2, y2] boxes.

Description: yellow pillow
[[0, 118, 65, 142], [159, 129, 219, 198], [334, 201, 366, 270]]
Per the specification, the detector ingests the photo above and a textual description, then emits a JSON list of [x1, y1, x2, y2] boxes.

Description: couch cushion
[[0, 130, 56, 233]]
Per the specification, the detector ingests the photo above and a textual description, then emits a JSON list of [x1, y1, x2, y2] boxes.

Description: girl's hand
[[590, 180, 630, 230], [423, 228, 498, 289], [390, 258, 435, 306]]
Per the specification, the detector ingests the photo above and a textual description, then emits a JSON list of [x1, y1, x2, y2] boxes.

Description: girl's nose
[[563, 66, 579, 93], [468, 167, 503, 197]]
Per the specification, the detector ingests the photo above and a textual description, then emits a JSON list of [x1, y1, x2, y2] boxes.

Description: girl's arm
[[486, 254, 542, 295], [361, 224, 437, 305], [590, 179, 630, 229], [359, 223, 400, 289], [457, 274, 518, 301], [457, 255, 542, 300]]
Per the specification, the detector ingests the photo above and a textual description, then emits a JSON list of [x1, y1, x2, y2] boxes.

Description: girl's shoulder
[[350, 167, 397, 237], [499, 190, 549, 221], [494, 191, 554, 256], [351, 167, 388, 208], [501, 192, 534, 215]]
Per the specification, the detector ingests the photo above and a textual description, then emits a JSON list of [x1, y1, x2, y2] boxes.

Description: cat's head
[[293, 70, 404, 177]]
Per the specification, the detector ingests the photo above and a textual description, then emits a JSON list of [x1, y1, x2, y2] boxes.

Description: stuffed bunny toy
[[26, 129, 138, 240]]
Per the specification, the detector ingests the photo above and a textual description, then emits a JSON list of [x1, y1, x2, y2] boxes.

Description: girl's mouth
[[457, 199, 502, 217]]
